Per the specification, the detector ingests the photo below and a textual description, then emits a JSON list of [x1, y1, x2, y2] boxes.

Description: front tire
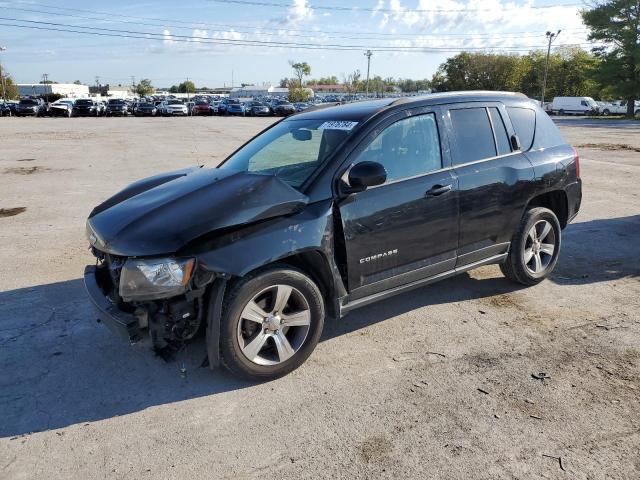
[[500, 207, 561, 286], [219, 266, 325, 380]]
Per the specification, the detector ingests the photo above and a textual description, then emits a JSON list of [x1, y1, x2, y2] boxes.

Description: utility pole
[[364, 50, 373, 97], [42, 73, 50, 99], [541, 30, 561, 106], [0, 46, 7, 102], [131, 75, 136, 98]]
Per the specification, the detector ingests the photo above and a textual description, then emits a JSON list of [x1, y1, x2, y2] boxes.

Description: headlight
[[119, 257, 195, 301]]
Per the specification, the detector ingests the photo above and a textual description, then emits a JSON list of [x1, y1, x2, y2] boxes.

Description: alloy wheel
[[236, 284, 311, 366], [523, 220, 556, 274]]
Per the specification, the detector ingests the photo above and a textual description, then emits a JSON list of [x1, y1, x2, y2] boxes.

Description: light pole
[[0, 46, 7, 102], [364, 50, 373, 97], [541, 30, 561, 106]]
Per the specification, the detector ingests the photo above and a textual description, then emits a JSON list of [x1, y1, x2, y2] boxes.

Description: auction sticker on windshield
[[319, 121, 358, 131]]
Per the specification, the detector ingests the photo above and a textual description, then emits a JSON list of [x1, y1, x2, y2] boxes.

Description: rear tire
[[500, 207, 561, 286], [219, 266, 325, 380]]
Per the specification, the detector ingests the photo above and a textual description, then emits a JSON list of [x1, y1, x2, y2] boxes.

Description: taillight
[[573, 147, 580, 179]]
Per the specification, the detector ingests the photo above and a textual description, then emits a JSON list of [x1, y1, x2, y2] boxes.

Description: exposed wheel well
[[227, 251, 337, 318], [526, 190, 569, 228]]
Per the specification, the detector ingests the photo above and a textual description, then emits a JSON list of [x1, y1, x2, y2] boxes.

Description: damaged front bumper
[[84, 265, 141, 343]]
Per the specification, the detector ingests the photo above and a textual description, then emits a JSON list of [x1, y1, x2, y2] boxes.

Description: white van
[[552, 97, 598, 115]]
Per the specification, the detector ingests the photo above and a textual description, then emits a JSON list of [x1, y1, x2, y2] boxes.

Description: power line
[[0, 17, 597, 53], [0, 2, 587, 40], [208, 0, 582, 13]]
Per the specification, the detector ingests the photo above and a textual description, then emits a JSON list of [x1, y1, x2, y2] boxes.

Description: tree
[[0, 65, 19, 100], [73, 80, 82, 85], [289, 61, 311, 88], [342, 70, 361, 95], [177, 80, 196, 93], [169, 85, 179, 93], [430, 50, 602, 100], [582, 0, 640, 117], [282, 78, 312, 102], [135, 78, 155, 97]]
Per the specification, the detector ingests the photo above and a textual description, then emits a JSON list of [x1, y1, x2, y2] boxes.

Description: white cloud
[[286, 0, 314, 23], [270, 0, 314, 25]]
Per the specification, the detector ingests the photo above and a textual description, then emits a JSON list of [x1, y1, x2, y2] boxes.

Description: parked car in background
[[217, 99, 229, 116], [551, 96, 598, 115], [84, 92, 582, 380], [226, 99, 246, 116], [0, 101, 13, 116], [158, 100, 188, 116], [601, 100, 640, 116], [73, 99, 100, 117], [271, 99, 296, 116], [192, 101, 211, 116], [48, 99, 75, 117], [294, 102, 310, 112], [134, 102, 158, 117], [106, 99, 129, 116], [244, 101, 271, 116], [209, 101, 220, 115], [15, 97, 45, 116]]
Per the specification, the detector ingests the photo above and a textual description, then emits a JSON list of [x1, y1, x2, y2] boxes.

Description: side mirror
[[345, 161, 387, 193], [510, 134, 521, 151]]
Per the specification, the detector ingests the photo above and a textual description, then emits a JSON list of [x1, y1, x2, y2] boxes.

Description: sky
[[0, 0, 589, 88]]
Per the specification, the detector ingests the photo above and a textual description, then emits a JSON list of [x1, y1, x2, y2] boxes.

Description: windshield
[[76, 100, 93, 105], [20, 99, 38, 105], [169, 100, 183, 105], [220, 119, 357, 188], [108, 99, 124, 104]]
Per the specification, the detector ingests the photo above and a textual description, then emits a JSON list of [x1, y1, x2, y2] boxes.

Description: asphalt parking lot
[[1, 116, 638, 479]]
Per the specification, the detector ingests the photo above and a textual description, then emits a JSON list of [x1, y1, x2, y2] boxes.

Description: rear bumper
[[565, 179, 582, 224], [84, 265, 141, 343]]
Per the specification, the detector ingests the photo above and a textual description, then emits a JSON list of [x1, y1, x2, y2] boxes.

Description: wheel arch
[[524, 190, 569, 228], [224, 249, 339, 319]]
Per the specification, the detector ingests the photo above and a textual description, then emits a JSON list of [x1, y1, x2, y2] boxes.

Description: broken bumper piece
[[84, 265, 141, 343]]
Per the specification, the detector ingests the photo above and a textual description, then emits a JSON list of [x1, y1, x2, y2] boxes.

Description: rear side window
[[450, 108, 496, 164], [507, 107, 535, 151], [532, 109, 566, 149], [488, 107, 512, 156]]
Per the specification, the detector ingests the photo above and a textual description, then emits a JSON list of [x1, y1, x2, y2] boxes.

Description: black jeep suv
[[84, 92, 582, 379]]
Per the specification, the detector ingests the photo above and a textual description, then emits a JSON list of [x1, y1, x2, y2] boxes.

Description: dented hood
[[87, 167, 308, 256]]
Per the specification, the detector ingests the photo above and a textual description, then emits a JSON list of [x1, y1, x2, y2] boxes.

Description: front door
[[337, 110, 459, 300]]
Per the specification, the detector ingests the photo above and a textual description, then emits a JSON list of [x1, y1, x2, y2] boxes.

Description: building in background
[[88, 84, 131, 99], [17, 83, 89, 98], [228, 85, 291, 99]]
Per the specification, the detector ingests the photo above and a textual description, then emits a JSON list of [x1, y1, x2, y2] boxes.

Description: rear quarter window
[[506, 107, 535, 151], [532, 110, 566, 149]]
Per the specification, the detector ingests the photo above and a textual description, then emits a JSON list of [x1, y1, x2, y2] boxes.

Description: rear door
[[337, 107, 459, 299], [445, 102, 535, 267]]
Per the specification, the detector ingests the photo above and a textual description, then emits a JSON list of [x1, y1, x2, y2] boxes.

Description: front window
[[355, 113, 442, 182], [220, 119, 357, 188], [76, 100, 93, 105], [20, 99, 38, 105]]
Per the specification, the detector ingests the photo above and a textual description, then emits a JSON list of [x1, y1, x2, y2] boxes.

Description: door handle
[[425, 184, 452, 197]]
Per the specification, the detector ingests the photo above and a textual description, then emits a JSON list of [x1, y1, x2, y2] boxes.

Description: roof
[[291, 91, 531, 123]]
